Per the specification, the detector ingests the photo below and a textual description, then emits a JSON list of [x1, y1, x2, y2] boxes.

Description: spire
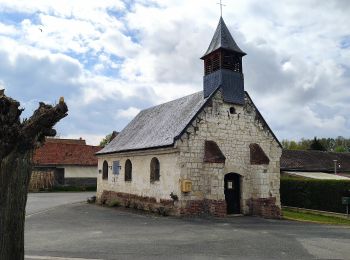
[[201, 17, 246, 59]]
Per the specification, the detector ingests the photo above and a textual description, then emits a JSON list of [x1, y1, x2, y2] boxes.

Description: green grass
[[283, 209, 350, 225]]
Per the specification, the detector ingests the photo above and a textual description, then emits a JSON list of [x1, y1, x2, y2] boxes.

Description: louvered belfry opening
[[204, 50, 242, 76], [222, 50, 242, 73]]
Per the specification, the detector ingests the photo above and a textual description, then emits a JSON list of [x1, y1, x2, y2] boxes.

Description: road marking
[[25, 255, 102, 260]]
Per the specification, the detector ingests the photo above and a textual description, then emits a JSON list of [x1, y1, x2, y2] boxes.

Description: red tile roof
[[33, 138, 102, 166]]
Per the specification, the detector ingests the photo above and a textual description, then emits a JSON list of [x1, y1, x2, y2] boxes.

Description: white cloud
[[0, 0, 349, 145], [115, 107, 141, 119], [61, 133, 105, 146], [0, 22, 17, 35]]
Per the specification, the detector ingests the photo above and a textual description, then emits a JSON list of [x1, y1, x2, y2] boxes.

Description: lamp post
[[333, 160, 337, 175]]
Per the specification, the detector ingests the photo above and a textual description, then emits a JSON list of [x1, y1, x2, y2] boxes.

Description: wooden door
[[224, 173, 241, 214]]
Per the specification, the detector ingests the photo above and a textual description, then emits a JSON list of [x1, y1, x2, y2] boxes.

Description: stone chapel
[[96, 17, 282, 218]]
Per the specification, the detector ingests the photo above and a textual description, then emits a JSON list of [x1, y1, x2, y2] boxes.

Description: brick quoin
[[247, 197, 281, 219]]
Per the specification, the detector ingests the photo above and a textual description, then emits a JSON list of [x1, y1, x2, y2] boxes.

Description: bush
[[108, 199, 121, 207], [281, 177, 350, 213]]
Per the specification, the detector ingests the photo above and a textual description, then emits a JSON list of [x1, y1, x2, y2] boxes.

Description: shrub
[[108, 199, 121, 207], [124, 200, 131, 208], [281, 177, 350, 213], [157, 206, 170, 216]]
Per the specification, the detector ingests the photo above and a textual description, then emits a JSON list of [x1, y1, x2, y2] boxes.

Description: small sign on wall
[[181, 179, 192, 193], [113, 161, 120, 175]]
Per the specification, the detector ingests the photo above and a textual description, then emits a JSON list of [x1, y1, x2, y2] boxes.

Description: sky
[[0, 0, 349, 145]]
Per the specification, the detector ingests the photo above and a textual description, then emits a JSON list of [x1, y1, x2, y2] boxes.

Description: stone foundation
[[180, 199, 227, 217], [247, 197, 281, 219], [99, 191, 229, 217], [99, 190, 177, 216]]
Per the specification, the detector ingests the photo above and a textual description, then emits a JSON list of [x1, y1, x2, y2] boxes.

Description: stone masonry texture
[[96, 90, 282, 218]]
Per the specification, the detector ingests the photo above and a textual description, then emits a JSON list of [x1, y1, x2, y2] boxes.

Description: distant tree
[[281, 140, 290, 149], [288, 141, 299, 150], [100, 134, 112, 147], [334, 146, 347, 153], [299, 138, 311, 150], [282, 137, 350, 152], [309, 137, 326, 151], [99, 131, 118, 147]]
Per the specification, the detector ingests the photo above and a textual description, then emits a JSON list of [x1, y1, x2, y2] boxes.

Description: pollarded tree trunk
[[0, 151, 32, 258], [0, 90, 68, 260]]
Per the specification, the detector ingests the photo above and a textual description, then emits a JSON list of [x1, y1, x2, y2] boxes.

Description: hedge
[[280, 177, 350, 213]]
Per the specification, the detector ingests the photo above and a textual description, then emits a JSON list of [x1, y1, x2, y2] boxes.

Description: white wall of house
[[97, 149, 181, 202], [60, 165, 97, 178]]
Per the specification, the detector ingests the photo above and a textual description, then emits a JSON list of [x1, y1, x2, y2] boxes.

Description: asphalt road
[[26, 192, 95, 215], [24, 194, 350, 260]]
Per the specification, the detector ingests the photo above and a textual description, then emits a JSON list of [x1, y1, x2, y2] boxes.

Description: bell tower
[[201, 17, 246, 105]]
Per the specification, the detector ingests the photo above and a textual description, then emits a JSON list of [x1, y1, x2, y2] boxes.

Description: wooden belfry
[[201, 6, 247, 105]]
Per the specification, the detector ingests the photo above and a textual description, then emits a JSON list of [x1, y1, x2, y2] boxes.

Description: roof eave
[[174, 86, 221, 142], [244, 91, 282, 149], [95, 144, 175, 156], [200, 47, 247, 60]]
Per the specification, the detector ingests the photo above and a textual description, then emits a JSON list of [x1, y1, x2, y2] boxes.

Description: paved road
[[26, 192, 95, 215], [24, 199, 350, 260]]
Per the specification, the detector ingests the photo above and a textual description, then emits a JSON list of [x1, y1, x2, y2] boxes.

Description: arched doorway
[[224, 173, 241, 214]]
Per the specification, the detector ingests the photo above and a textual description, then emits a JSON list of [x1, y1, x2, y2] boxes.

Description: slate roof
[[201, 17, 246, 58], [97, 91, 209, 154], [281, 150, 350, 172], [34, 138, 101, 166]]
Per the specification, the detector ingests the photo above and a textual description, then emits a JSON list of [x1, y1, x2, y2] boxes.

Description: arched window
[[125, 159, 132, 181], [150, 157, 160, 182], [102, 160, 108, 180]]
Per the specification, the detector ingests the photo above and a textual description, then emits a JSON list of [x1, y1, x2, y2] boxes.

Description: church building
[[96, 17, 282, 218]]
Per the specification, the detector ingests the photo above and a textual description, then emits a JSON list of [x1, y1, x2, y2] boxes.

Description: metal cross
[[217, 0, 226, 17]]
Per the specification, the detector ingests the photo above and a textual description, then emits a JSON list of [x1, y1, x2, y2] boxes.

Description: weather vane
[[217, 0, 226, 17]]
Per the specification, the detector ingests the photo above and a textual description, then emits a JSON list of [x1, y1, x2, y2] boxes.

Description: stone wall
[[175, 90, 282, 218], [99, 190, 176, 216]]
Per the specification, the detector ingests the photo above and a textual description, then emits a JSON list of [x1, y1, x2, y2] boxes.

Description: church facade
[[96, 17, 282, 218]]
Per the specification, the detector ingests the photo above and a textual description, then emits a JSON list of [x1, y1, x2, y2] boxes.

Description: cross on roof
[[217, 0, 226, 17]]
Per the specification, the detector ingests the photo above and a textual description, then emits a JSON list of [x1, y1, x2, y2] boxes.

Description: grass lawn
[[283, 209, 350, 226]]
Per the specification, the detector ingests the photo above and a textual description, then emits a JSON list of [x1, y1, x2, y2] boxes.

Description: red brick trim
[[180, 199, 227, 217], [98, 191, 228, 217], [247, 197, 281, 219], [98, 191, 176, 216]]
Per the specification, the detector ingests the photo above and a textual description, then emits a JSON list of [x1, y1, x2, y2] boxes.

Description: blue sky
[[0, 0, 349, 145]]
